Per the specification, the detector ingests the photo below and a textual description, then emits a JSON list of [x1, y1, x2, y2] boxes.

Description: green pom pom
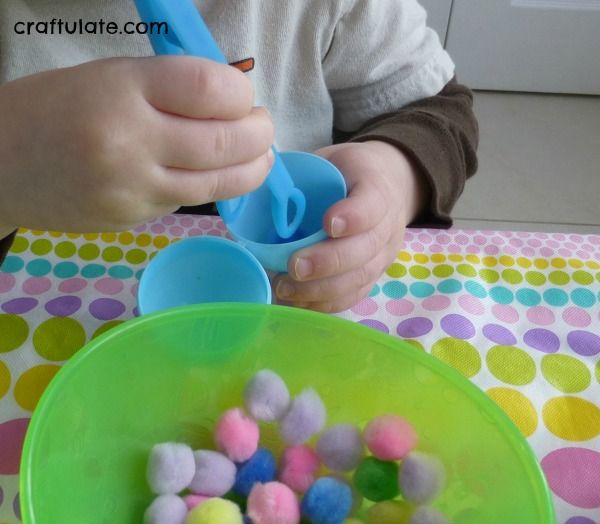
[[223, 491, 247, 513], [353, 457, 399, 502]]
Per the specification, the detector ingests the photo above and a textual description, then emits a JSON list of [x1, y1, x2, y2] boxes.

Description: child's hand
[[0, 56, 274, 233], [274, 141, 429, 313]]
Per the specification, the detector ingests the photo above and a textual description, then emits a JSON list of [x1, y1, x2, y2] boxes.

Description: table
[[1, 215, 599, 524]]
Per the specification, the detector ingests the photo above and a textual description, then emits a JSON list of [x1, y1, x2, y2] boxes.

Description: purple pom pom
[[316, 424, 364, 471], [189, 450, 237, 497], [144, 495, 188, 524], [147, 442, 195, 495], [245, 370, 291, 422], [280, 389, 326, 445], [399, 452, 445, 504]]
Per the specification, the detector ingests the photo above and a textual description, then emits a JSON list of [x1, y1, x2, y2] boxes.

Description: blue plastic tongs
[[134, 0, 306, 239]]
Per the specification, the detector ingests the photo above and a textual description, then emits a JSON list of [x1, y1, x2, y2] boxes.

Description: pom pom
[[234, 447, 277, 496], [366, 501, 413, 524], [247, 481, 301, 524], [344, 520, 365, 524], [399, 452, 446, 504], [184, 494, 210, 511], [245, 370, 291, 421], [316, 424, 364, 471], [280, 389, 326, 445], [329, 474, 363, 515], [224, 491, 247, 512], [353, 457, 399, 502], [363, 415, 417, 461], [144, 494, 188, 524], [215, 408, 260, 463], [409, 506, 450, 524], [301, 477, 353, 524], [147, 442, 195, 495], [278, 445, 320, 493], [189, 450, 237, 497], [185, 497, 244, 524]]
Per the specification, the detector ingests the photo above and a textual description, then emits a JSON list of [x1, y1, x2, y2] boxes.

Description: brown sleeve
[[0, 230, 17, 266], [333, 77, 479, 228]]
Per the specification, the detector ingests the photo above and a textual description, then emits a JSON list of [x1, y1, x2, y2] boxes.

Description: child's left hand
[[273, 141, 429, 313]]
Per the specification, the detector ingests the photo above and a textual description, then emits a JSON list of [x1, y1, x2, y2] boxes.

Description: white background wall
[[419, 0, 600, 95], [419, 0, 452, 43]]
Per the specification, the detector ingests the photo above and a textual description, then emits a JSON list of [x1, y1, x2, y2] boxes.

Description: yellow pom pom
[[367, 500, 413, 523], [185, 498, 243, 524], [344, 519, 365, 524]]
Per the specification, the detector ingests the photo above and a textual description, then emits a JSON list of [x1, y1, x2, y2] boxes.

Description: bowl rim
[[19, 303, 556, 523]]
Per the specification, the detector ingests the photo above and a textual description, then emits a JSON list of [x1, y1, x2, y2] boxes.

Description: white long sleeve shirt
[[0, 0, 454, 152]]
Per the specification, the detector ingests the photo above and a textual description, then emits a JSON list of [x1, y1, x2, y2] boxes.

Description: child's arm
[[335, 77, 478, 227]]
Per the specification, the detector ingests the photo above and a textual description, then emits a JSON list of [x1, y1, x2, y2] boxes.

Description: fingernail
[[276, 280, 295, 299], [331, 216, 347, 238], [294, 257, 313, 280]]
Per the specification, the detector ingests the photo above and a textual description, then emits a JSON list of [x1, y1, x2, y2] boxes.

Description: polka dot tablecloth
[[1, 217, 599, 523]]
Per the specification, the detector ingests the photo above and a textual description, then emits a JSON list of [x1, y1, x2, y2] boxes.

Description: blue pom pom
[[233, 448, 277, 496], [301, 477, 352, 524], [243, 516, 254, 524]]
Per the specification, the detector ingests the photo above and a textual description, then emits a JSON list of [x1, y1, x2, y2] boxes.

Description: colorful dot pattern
[[343, 229, 600, 524], [0, 221, 599, 523]]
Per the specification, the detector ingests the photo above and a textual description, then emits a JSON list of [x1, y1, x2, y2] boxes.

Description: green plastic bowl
[[20, 304, 555, 523]]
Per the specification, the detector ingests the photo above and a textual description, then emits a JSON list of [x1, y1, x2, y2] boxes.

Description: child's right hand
[[0, 56, 274, 233]]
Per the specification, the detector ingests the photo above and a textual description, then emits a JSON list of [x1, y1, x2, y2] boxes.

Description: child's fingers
[[303, 283, 374, 313], [138, 56, 255, 120], [275, 252, 388, 304], [313, 143, 390, 239], [157, 150, 273, 206], [323, 177, 388, 239], [287, 223, 392, 282], [157, 107, 274, 170]]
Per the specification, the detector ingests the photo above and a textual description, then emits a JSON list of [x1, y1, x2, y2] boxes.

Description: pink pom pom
[[247, 482, 301, 524], [215, 408, 260, 463], [183, 495, 210, 511], [278, 445, 320, 493], [364, 415, 417, 461]]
